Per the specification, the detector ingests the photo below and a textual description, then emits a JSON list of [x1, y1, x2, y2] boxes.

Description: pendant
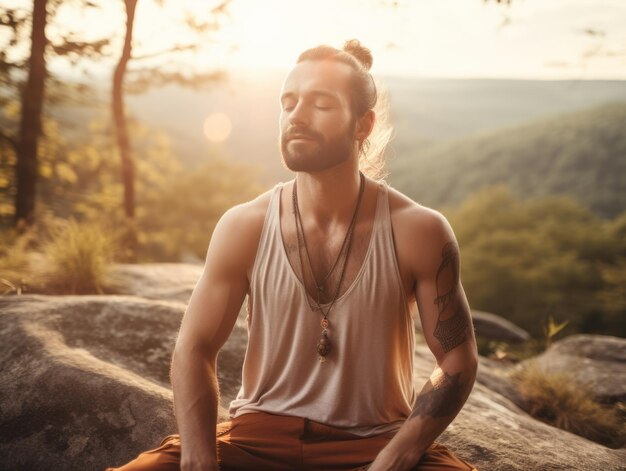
[[317, 329, 331, 362]]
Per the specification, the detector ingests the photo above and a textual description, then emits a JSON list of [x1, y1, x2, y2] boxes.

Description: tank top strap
[[373, 180, 392, 247], [250, 181, 285, 284], [371, 180, 411, 309]]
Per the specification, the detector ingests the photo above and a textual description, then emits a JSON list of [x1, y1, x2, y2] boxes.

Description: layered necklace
[[292, 171, 366, 363]]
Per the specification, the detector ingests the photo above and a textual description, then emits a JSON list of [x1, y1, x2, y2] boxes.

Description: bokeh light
[[203, 113, 232, 143]]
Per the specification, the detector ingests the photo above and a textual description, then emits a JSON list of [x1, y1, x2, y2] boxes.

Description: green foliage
[[512, 361, 626, 448], [0, 106, 262, 263], [445, 185, 625, 338], [136, 158, 261, 261], [390, 103, 626, 218]]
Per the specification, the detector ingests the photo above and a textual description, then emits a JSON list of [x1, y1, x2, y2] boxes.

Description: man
[[109, 39, 478, 471]]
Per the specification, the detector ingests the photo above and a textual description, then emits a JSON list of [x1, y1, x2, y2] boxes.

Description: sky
[[3, 0, 626, 79]]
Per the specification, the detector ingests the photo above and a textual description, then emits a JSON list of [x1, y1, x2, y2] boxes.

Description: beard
[[279, 122, 357, 173]]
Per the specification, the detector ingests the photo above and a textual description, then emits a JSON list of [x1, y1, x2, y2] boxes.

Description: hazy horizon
[[7, 0, 625, 82]]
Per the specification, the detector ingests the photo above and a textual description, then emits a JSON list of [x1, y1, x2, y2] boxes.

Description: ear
[[355, 109, 376, 141]]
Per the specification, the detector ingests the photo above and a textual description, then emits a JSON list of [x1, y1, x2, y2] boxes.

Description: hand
[[365, 447, 422, 471], [366, 454, 398, 471]]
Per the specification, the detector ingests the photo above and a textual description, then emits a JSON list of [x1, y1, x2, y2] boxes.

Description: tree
[[0, 1, 108, 229], [445, 185, 625, 338], [112, 0, 137, 220], [110, 0, 230, 257], [2, 0, 228, 232], [14, 0, 48, 228]]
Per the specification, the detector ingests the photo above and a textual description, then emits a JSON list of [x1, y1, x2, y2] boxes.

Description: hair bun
[[342, 39, 373, 71]]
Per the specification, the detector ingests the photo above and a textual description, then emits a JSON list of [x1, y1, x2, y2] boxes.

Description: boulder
[[522, 334, 626, 405], [1, 266, 624, 470], [413, 343, 626, 470], [0, 294, 243, 471], [0, 300, 175, 471], [104, 263, 203, 303], [471, 310, 530, 343]]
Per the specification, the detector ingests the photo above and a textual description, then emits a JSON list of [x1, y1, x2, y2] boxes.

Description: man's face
[[279, 60, 359, 173]]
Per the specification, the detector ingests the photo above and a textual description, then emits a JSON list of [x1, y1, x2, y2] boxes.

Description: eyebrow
[[280, 90, 339, 103]]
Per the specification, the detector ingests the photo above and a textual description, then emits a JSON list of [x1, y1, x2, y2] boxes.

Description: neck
[[294, 158, 364, 230]]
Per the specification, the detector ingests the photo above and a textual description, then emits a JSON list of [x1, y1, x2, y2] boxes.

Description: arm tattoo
[[409, 371, 466, 420], [433, 242, 469, 353]]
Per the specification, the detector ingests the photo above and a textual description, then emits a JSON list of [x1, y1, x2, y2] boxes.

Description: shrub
[[511, 361, 625, 448], [0, 228, 35, 294], [41, 218, 118, 294]]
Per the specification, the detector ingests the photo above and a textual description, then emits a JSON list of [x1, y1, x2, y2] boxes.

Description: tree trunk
[[14, 0, 47, 229], [112, 0, 138, 259]]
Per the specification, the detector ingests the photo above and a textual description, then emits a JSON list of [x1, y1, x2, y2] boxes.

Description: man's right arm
[[170, 204, 256, 470]]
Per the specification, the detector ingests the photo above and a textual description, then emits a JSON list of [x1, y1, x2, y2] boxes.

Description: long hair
[[296, 40, 393, 181]]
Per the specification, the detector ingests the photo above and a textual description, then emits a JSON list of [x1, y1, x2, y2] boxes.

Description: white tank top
[[228, 180, 417, 436]]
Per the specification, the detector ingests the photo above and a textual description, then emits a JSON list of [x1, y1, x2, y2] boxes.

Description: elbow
[[467, 346, 479, 377], [469, 358, 478, 384], [466, 353, 479, 392], [171, 339, 218, 375]]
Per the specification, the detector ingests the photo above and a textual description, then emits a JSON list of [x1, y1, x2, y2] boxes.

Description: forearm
[[374, 361, 476, 470], [171, 346, 220, 466]]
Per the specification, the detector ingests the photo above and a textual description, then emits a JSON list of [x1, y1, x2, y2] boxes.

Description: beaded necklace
[[292, 171, 366, 363]]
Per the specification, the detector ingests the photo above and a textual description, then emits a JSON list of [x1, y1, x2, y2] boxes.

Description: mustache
[[282, 128, 323, 142]]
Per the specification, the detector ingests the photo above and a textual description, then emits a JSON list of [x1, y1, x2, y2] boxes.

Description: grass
[[41, 218, 118, 294], [476, 336, 545, 362], [476, 315, 570, 362], [0, 217, 119, 295], [511, 360, 626, 448], [0, 228, 36, 294]]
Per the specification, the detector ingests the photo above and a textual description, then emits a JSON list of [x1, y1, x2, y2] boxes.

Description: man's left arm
[[369, 212, 478, 471]]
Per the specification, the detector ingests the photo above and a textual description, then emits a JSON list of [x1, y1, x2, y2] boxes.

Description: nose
[[287, 100, 309, 128]]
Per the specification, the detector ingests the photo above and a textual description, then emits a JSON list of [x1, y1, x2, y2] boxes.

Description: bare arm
[[370, 211, 478, 471], [170, 205, 255, 470]]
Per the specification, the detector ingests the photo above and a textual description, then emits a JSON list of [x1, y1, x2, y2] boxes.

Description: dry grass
[[476, 336, 545, 362], [1, 217, 120, 295], [40, 218, 118, 294], [0, 228, 36, 294], [512, 361, 625, 448]]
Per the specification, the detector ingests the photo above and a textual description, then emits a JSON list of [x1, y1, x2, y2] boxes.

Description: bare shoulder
[[207, 185, 277, 277], [217, 186, 274, 234], [386, 184, 458, 276]]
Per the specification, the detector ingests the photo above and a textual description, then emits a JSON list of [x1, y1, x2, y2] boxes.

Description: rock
[[0, 299, 175, 471], [105, 263, 203, 303], [474, 355, 525, 407], [413, 344, 626, 470], [522, 334, 626, 405], [439, 381, 625, 471], [1, 265, 624, 471], [0, 294, 243, 471], [471, 310, 530, 343]]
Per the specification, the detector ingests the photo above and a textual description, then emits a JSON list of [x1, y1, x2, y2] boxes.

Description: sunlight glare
[[203, 113, 232, 143]]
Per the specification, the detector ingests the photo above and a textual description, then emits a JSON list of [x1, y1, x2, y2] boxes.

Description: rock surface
[[521, 334, 626, 405], [1, 264, 625, 470], [104, 263, 203, 303], [471, 310, 530, 342]]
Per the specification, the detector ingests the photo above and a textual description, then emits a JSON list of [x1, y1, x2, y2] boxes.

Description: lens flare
[[203, 113, 232, 143]]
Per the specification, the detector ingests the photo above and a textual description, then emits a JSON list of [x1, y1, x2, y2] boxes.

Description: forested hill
[[388, 102, 626, 218]]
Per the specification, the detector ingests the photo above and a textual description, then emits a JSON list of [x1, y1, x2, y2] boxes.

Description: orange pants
[[106, 411, 477, 470]]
